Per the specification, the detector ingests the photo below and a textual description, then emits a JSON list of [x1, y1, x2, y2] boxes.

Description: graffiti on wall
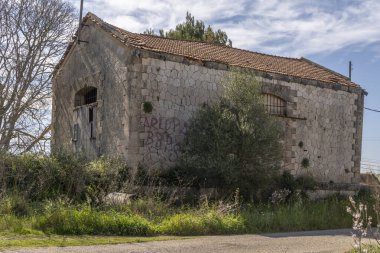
[[140, 116, 188, 163]]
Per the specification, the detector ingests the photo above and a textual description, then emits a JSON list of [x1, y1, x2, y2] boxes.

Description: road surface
[[3, 229, 359, 253]]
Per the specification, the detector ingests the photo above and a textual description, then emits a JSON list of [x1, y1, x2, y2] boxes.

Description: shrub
[[0, 153, 131, 203], [0, 194, 30, 217], [173, 70, 282, 200]]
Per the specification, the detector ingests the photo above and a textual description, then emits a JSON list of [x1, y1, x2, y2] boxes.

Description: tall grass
[[0, 153, 358, 237], [241, 198, 352, 233], [0, 197, 353, 236], [35, 206, 152, 236]]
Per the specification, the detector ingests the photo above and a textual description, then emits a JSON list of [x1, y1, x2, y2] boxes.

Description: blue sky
[[69, 0, 380, 172]]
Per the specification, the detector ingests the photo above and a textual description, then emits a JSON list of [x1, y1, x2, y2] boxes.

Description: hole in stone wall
[[298, 141, 304, 148], [143, 101, 153, 113], [301, 158, 309, 168]]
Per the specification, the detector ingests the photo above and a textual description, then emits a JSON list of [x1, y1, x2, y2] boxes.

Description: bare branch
[[0, 0, 76, 153]]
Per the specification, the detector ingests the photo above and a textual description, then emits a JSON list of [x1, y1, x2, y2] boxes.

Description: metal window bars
[[263, 94, 286, 116]]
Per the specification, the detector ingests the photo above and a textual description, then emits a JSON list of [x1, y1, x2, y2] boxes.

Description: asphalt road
[[4, 229, 359, 253]]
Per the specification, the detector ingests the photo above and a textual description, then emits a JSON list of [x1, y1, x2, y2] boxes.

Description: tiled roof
[[56, 12, 361, 89]]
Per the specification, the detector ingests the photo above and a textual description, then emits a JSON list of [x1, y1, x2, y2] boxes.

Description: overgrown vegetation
[[0, 153, 368, 251], [0, 194, 353, 237], [0, 153, 130, 203], [346, 188, 380, 253], [163, 70, 282, 200]]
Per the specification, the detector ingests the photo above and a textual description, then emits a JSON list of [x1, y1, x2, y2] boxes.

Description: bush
[[171, 70, 282, 200], [0, 153, 131, 203], [0, 194, 30, 217]]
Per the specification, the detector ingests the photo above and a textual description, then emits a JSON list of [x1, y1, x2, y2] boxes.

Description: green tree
[[144, 12, 232, 46], [175, 70, 282, 200]]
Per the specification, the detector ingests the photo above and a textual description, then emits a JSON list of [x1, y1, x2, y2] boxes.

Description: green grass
[[158, 211, 245, 235], [35, 207, 153, 236], [0, 234, 183, 251], [241, 198, 352, 233], [0, 196, 353, 238]]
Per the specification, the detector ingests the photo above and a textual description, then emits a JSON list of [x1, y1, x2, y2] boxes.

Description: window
[[89, 107, 94, 122], [85, 89, 97, 105], [72, 124, 79, 142], [262, 93, 286, 116], [74, 87, 97, 107]]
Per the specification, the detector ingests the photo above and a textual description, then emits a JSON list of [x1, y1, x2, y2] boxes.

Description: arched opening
[[74, 87, 97, 107], [262, 93, 286, 116], [72, 86, 98, 146]]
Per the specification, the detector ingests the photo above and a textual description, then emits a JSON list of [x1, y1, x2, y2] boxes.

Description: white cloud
[[68, 0, 380, 58]]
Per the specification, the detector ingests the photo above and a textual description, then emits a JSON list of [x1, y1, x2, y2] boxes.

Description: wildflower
[[347, 196, 372, 252]]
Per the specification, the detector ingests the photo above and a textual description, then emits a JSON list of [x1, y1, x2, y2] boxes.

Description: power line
[[365, 107, 380, 113]]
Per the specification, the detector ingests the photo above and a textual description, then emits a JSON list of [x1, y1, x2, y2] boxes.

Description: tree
[[0, 0, 76, 154], [175, 70, 282, 200], [144, 12, 232, 46]]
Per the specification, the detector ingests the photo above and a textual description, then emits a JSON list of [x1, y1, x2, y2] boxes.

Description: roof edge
[[53, 12, 364, 92], [301, 57, 351, 81]]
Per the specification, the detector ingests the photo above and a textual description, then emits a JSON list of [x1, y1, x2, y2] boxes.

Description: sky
[[69, 0, 380, 172]]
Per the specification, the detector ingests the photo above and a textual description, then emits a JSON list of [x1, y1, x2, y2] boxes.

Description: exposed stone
[[52, 19, 365, 185]]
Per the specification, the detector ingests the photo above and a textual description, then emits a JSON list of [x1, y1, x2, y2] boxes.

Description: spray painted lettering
[[140, 116, 188, 163]]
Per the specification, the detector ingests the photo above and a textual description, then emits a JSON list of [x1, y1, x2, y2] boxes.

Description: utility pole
[[77, 0, 88, 44], [79, 0, 84, 26], [349, 61, 352, 80]]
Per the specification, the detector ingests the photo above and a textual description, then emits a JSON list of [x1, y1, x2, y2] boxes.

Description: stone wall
[[52, 22, 364, 184], [260, 77, 360, 183], [52, 24, 132, 159], [126, 52, 362, 184], [125, 55, 226, 168]]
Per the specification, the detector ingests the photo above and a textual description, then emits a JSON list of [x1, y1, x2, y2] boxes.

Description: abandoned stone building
[[52, 12, 366, 184]]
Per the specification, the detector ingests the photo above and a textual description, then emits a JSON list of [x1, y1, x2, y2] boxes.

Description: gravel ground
[[3, 229, 359, 253]]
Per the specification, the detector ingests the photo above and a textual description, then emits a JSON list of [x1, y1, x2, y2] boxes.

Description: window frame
[[262, 93, 287, 116]]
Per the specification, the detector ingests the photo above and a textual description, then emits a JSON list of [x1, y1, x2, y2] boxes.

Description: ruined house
[[52, 13, 366, 184]]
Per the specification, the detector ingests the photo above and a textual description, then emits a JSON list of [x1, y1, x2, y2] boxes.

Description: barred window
[[85, 88, 97, 105], [74, 87, 97, 107], [262, 93, 286, 116]]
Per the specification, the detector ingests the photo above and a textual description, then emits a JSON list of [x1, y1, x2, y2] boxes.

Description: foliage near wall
[[170, 70, 282, 199], [0, 153, 130, 203]]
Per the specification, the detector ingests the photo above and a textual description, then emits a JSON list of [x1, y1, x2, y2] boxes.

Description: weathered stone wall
[[52, 24, 132, 159], [125, 52, 362, 183], [259, 77, 360, 183], [125, 55, 226, 168], [53, 23, 364, 184]]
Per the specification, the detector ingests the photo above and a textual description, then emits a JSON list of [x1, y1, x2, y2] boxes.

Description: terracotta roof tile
[[55, 13, 361, 89]]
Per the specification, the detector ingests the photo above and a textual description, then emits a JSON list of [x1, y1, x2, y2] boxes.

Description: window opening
[[89, 107, 94, 122], [89, 107, 95, 139], [85, 88, 97, 105], [90, 122, 95, 139], [74, 87, 97, 107], [262, 94, 286, 116], [73, 124, 79, 142]]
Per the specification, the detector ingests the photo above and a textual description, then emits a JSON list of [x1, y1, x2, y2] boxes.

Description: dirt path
[[3, 229, 359, 253]]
